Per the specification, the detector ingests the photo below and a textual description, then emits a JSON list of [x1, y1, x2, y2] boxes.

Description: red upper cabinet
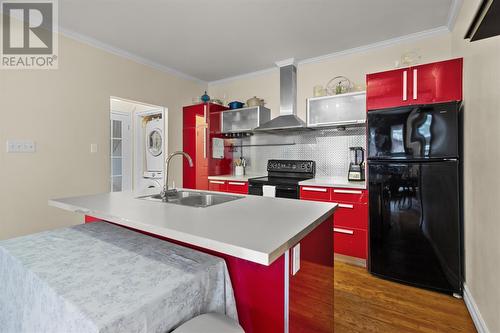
[[183, 103, 231, 190], [183, 104, 200, 128], [182, 127, 197, 189], [367, 58, 463, 110], [366, 67, 411, 110], [183, 104, 208, 190], [207, 104, 232, 177], [411, 58, 462, 105]]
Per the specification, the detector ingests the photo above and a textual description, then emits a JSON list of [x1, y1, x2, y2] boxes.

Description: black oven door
[[275, 185, 299, 199], [248, 183, 262, 196]]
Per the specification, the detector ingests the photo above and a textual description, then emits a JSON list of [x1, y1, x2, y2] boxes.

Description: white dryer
[[144, 117, 164, 177]]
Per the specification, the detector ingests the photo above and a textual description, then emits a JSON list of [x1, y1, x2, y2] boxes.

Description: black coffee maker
[[348, 147, 365, 181]]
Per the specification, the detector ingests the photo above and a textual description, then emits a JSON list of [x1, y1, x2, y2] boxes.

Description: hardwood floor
[[334, 261, 476, 333]]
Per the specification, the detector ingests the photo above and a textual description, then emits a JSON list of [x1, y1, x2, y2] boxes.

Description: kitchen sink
[[136, 190, 243, 208]]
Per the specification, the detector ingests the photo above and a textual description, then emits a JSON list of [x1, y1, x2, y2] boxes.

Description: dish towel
[[263, 185, 276, 197]]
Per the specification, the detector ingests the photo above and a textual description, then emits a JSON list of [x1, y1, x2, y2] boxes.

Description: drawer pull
[[333, 189, 362, 194], [209, 180, 225, 184], [413, 68, 418, 100], [403, 70, 408, 101], [334, 227, 354, 235], [228, 182, 246, 186], [338, 203, 354, 209], [302, 187, 328, 192]]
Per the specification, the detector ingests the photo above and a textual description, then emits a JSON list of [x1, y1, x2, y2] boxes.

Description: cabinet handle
[[413, 68, 418, 100], [333, 189, 362, 194], [302, 187, 328, 192], [338, 203, 354, 209], [203, 127, 207, 159], [334, 227, 354, 235], [203, 105, 207, 159], [403, 70, 408, 101], [228, 182, 246, 186], [209, 180, 225, 184]]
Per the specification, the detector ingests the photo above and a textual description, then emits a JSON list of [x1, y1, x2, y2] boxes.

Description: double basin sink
[[137, 190, 243, 208]]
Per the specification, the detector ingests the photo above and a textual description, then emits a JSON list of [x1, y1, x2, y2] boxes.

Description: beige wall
[[0, 33, 205, 240], [451, 1, 500, 332], [209, 33, 452, 121]]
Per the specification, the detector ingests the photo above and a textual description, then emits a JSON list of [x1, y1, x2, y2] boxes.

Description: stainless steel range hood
[[254, 60, 307, 131]]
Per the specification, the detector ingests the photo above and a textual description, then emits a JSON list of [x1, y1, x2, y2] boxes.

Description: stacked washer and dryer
[[135, 112, 165, 191]]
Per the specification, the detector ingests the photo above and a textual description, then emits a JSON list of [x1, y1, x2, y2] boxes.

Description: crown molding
[[58, 28, 207, 85], [463, 284, 490, 333], [447, 0, 464, 31], [209, 26, 450, 85], [275, 58, 296, 67], [297, 26, 450, 66]]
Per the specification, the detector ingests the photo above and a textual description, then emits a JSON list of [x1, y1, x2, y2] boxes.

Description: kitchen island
[[50, 189, 336, 333]]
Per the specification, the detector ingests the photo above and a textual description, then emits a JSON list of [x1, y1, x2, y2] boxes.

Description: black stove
[[248, 160, 316, 199]]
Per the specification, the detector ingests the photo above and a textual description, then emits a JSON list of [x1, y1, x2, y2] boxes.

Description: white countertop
[[207, 174, 264, 182], [49, 189, 336, 266], [299, 176, 366, 189]]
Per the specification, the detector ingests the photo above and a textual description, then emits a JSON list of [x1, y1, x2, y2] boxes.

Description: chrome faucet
[[161, 151, 193, 201]]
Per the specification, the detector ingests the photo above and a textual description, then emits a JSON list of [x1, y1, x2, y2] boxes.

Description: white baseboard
[[463, 283, 490, 333]]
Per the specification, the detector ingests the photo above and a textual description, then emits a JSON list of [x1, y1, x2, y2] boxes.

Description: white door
[[110, 112, 132, 191]]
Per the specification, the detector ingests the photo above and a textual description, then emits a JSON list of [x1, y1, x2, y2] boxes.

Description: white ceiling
[[59, 0, 455, 82]]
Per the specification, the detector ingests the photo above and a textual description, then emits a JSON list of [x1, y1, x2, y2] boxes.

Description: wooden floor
[[334, 261, 476, 333]]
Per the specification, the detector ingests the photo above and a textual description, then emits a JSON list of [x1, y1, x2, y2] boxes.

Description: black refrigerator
[[367, 102, 463, 295]]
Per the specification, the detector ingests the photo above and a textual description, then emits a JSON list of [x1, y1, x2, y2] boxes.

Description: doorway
[[110, 97, 167, 192]]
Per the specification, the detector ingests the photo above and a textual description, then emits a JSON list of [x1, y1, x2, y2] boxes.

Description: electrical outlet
[[6, 140, 36, 153], [292, 243, 300, 275], [90, 143, 98, 153]]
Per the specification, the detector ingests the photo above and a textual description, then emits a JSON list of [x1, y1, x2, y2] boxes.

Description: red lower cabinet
[[330, 188, 368, 203], [300, 186, 331, 202], [208, 180, 227, 192], [209, 179, 248, 194], [226, 181, 248, 194], [333, 202, 368, 230], [333, 227, 367, 259], [300, 185, 368, 260]]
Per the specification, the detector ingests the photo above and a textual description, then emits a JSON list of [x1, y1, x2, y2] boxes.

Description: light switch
[[90, 143, 98, 153], [6, 140, 36, 153], [292, 243, 300, 275], [23, 142, 36, 153]]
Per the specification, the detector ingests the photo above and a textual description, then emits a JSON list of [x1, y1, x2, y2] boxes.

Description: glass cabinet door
[[221, 106, 270, 133], [307, 91, 366, 127]]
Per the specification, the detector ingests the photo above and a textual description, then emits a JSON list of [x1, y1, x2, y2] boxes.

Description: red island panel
[[84, 215, 334, 333]]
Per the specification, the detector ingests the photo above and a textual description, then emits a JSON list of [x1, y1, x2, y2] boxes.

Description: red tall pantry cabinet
[[183, 103, 232, 190], [366, 58, 463, 110]]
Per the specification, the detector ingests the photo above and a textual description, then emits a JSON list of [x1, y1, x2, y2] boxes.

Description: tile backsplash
[[231, 127, 366, 177]]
